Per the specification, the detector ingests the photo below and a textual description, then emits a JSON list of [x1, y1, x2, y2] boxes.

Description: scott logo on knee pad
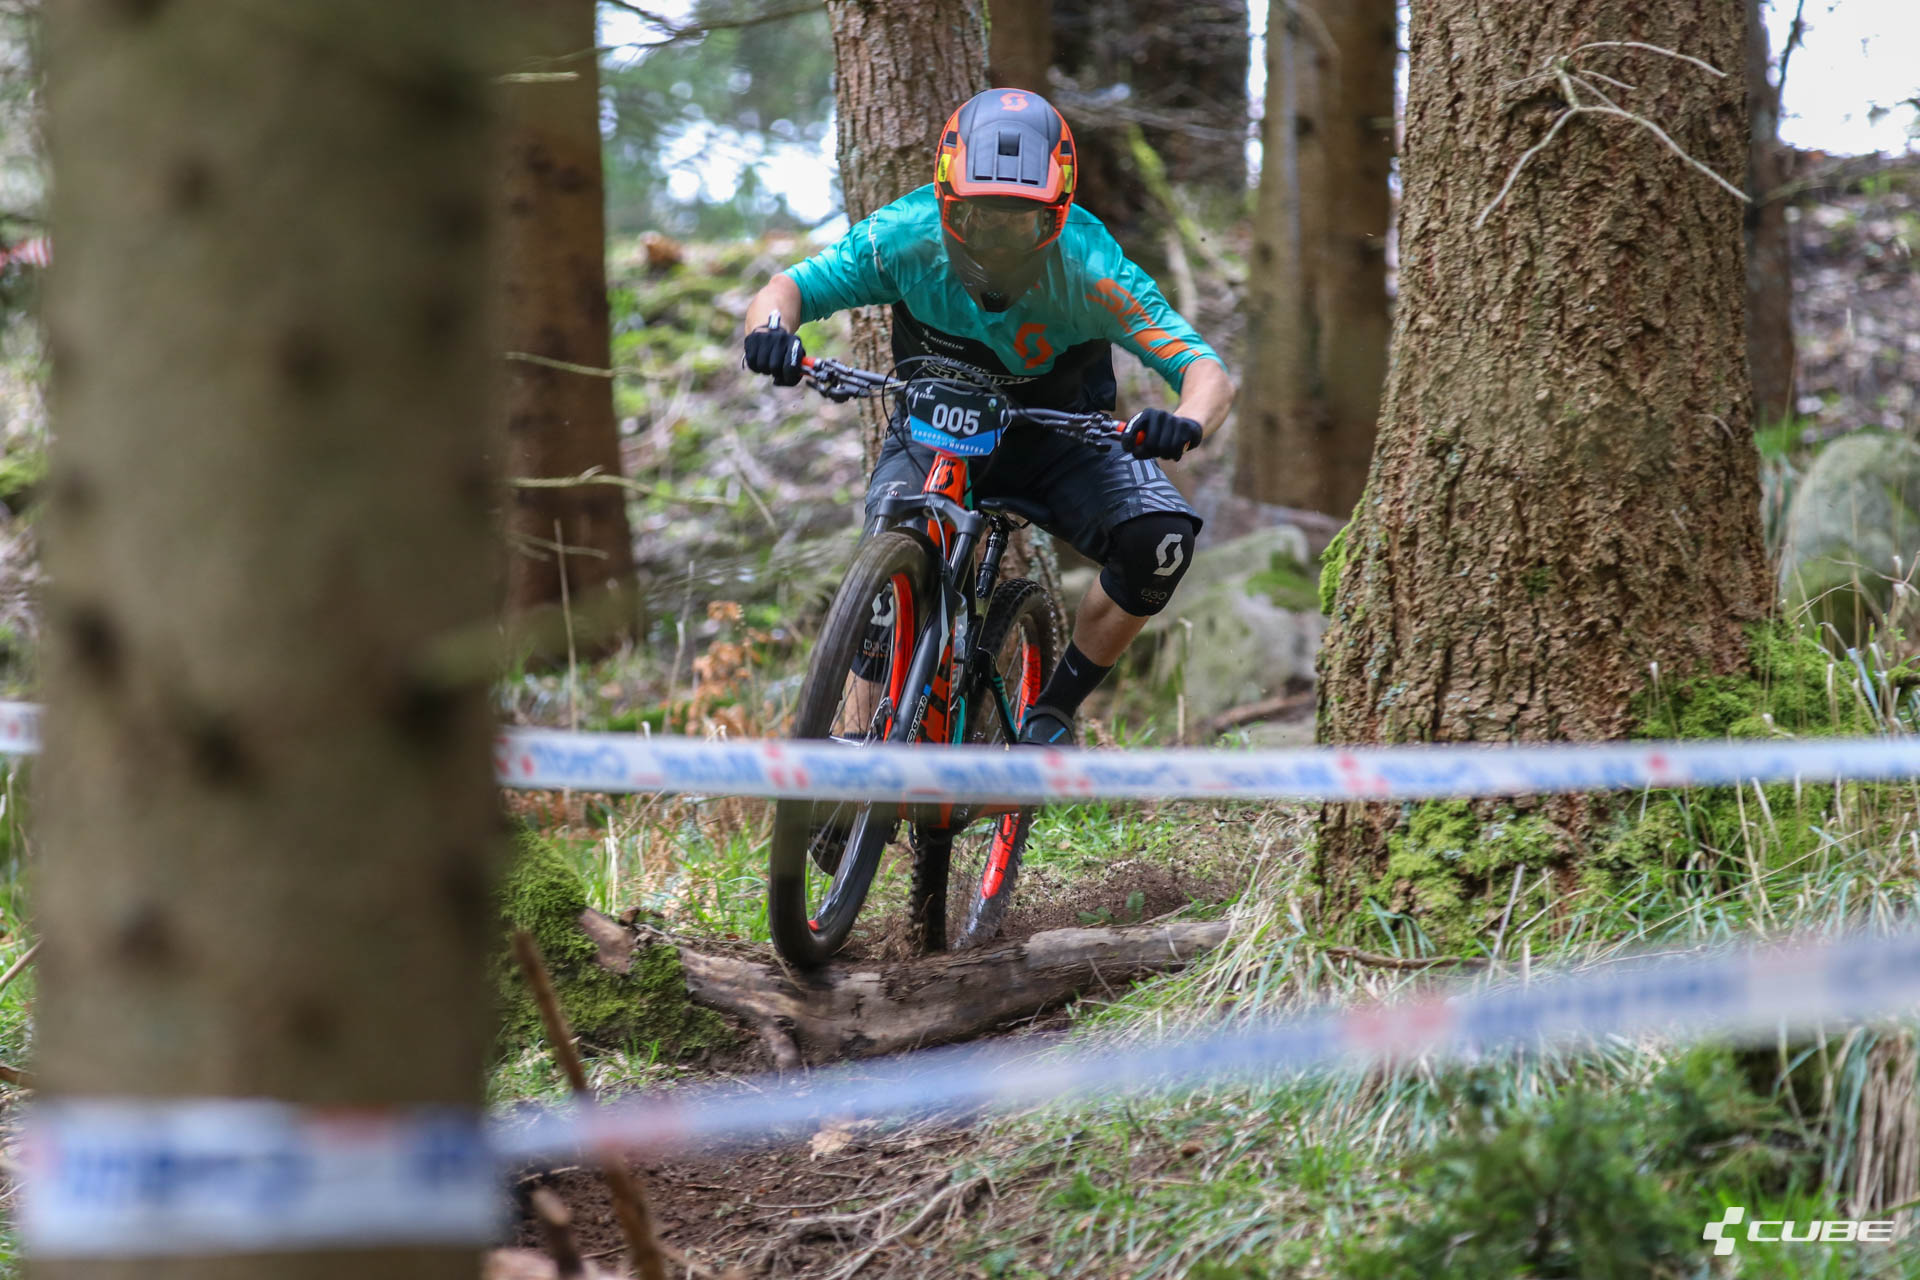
[[1153, 533, 1187, 577]]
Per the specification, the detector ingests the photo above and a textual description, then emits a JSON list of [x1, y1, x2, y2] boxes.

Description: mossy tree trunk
[[1315, 1, 1770, 927], [37, 3, 503, 1278], [500, 0, 638, 629], [1236, 0, 1394, 517]]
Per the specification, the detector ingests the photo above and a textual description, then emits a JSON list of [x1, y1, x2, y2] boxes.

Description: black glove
[[1123, 408, 1202, 460], [744, 322, 806, 386]]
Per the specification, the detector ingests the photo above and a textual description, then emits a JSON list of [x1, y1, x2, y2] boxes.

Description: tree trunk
[[1745, 0, 1795, 428], [1236, 0, 1393, 516], [37, 4, 503, 1278], [988, 0, 1052, 91], [824, 0, 988, 466], [1315, 2, 1770, 916], [1050, 0, 1250, 266], [500, 0, 638, 623]]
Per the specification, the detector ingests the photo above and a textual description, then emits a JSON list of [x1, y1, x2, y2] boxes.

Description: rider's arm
[[1172, 356, 1236, 442], [744, 273, 803, 335]]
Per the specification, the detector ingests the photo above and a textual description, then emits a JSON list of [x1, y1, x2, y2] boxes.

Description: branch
[[1322, 945, 1488, 972], [600, 0, 822, 50], [1477, 53, 1748, 228], [1774, 0, 1810, 114], [509, 468, 737, 510]]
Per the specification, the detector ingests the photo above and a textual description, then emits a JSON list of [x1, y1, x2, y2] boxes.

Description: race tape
[[2, 695, 1912, 803], [496, 726, 1920, 803], [22, 926, 1920, 1255], [22, 1099, 496, 1256]]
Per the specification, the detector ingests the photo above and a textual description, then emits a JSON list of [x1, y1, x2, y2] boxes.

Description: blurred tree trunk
[[988, 0, 1052, 91], [37, 4, 502, 1279], [1236, 0, 1393, 516], [1746, 0, 1796, 427], [824, 0, 988, 465], [1050, 0, 1249, 267], [500, 0, 637, 629], [1316, 0, 1769, 916]]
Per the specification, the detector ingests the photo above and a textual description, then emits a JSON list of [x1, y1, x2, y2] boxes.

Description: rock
[[1777, 432, 1920, 645], [1115, 525, 1326, 726]]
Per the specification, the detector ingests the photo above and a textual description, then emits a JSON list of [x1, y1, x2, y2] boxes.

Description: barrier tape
[[9, 700, 1920, 803], [24, 926, 1920, 1256], [22, 1100, 496, 1256]]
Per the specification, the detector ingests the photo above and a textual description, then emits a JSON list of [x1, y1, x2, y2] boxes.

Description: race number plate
[[904, 381, 1012, 457]]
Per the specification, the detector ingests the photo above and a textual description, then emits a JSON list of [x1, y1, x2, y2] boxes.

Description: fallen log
[[579, 911, 1230, 1066]]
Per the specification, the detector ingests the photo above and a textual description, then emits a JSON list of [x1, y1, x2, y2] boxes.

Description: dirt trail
[[511, 853, 1240, 1277]]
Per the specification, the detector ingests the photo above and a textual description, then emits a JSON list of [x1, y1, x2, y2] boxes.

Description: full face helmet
[[934, 88, 1077, 312]]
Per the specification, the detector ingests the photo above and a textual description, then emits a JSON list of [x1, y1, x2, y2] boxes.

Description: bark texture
[[1050, 0, 1250, 264], [500, 0, 637, 620], [38, 3, 503, 1277], [1316, 2, 1771, 908], [1237, 0, 1394, 516], [988, 0, 1053, 91], [1745, 0, 1795, 427], [825, 0, 988, 464]]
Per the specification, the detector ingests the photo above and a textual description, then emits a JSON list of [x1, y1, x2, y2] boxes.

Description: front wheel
[[769, 529, 934, 968], [910, 577, 1060, 952]]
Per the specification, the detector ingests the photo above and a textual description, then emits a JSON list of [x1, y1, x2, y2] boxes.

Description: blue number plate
[[904, 382, 1012, 457]]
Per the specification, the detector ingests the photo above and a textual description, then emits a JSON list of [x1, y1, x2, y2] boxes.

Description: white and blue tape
[[24, 926, 1920, 1256], [4, 698, 1913, 805]]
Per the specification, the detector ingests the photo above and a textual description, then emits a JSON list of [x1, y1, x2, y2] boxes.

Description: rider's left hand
[[1123, 408, 1203, 460]]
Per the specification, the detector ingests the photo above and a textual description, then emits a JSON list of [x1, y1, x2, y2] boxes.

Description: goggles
[[940, 194, 1066, 254]]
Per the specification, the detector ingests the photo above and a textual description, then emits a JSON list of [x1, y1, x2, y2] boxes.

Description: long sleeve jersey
[[784, 185, 1220, 410]]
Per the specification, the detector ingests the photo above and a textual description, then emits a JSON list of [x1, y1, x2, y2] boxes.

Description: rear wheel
[[910, 578, 1059, 952], [769, 530, 934, 968]]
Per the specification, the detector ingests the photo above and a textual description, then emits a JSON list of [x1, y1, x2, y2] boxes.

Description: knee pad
[[1099, 514, 1197, 616]]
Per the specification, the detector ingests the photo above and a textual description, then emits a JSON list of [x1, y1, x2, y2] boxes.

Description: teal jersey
[[785, 185, 1220, 396]]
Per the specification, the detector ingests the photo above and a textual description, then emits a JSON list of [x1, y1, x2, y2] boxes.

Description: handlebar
[[796, 354, 1128, 443]]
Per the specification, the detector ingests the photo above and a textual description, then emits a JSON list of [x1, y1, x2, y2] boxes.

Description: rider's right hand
[[744, 322, 807, 386]]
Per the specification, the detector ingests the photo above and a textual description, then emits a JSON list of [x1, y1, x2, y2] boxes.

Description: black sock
[[1035, 643, 1112, 717]]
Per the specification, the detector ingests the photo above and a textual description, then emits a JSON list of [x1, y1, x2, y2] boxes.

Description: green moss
[[1247, 549, 1319, 612], [1583, 623, 1886, 902], [1522, 564, 1553, 599], [1372, 801, 1561, 952], [495, 830, 734, 1060], [1317, 521, 1350, 616], [1634, 623, 1870, 740]]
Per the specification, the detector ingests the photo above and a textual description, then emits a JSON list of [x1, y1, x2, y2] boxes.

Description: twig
[[513, 931, 670, 1280], [510, 469, 734, 509], [531, 1188, 587, 1278], [828, 1175, 990, 1280], [1476, 52, 1747, 229], [1322, 945, 1488, 971], [1568, 41, 1728, 78], [0, 940, 38, 993], [1490, 863, 1527, 960], [600, 0, 822, 49], [1775, 0, 1809, 114], [0, 1062, 33, 1088]]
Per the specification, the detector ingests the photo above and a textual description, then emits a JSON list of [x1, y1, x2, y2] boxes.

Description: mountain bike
[[764, 347, 1123, 969]]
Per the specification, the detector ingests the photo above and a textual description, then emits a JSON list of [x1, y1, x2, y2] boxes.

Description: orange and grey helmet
[[934, 89, 1077, 312]]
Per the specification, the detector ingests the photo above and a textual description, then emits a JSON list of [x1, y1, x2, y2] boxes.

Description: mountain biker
[[742, 88, 1236, 746]]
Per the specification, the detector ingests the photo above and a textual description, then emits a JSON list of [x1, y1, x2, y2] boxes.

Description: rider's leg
[[1021, 512, 1196, 743]]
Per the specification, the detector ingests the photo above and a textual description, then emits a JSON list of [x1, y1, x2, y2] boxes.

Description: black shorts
[[863, 421, 1201, 566]]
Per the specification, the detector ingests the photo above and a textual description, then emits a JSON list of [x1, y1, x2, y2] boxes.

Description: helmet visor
[[941, 195, 1063, 253]]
